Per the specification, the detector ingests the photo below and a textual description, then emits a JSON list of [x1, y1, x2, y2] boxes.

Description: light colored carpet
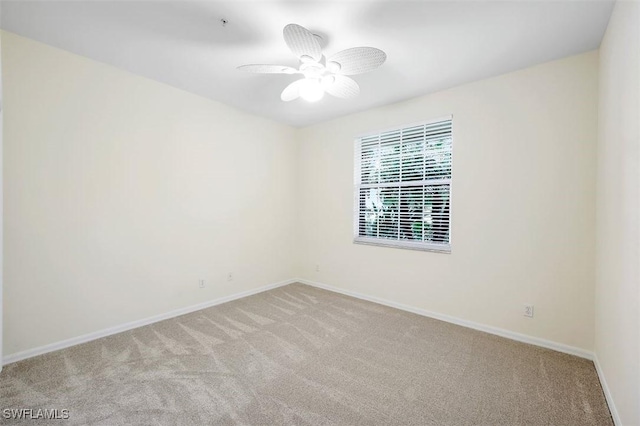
[[1, 283, 612, 425]]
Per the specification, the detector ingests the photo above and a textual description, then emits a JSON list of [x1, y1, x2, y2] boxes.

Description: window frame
[[353, 115, 453, 253]]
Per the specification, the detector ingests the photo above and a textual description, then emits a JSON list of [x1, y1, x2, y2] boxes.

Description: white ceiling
[[1, 1, 613, 127]]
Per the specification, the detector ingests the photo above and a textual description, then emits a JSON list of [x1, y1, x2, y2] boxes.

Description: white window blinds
[[354, 117, 452, 252]]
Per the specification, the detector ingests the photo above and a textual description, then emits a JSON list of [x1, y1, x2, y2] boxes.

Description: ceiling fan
[[238, 24, 386, 103]]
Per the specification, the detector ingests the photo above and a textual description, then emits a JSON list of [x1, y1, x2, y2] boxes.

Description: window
[[354, 117, 452, 252]]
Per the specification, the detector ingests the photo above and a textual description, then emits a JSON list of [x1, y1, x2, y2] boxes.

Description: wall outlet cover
[[524, 304, 534, 318]]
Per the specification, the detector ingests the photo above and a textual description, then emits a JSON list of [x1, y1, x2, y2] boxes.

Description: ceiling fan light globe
[[300, 79, 325, 102], [327, 61, 341, 73], [321, 75, 336, 89]]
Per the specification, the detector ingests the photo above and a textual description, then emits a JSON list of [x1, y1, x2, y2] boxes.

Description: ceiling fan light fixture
[[327, 61, 341, 73], [300, 78, 325, 102], [321, 75, 336, 89]]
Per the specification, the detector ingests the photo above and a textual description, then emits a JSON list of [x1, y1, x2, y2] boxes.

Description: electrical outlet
[[524, 304, 534, 318], [198, 279, 205, 288], [315, 264, 320, 272], [227, 272, 233, 282]]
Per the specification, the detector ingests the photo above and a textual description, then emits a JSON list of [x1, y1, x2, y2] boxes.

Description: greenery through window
[[354, 118, 452, 252]]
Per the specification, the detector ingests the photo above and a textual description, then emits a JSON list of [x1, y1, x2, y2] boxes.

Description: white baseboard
[[297, 278, 594, 360], [593, 354, 621, 425], [3, 276, 595, 364], [3, 278, 296, 366]]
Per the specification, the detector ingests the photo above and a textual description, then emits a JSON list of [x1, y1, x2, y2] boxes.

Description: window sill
[[353, 237, 451, 254]]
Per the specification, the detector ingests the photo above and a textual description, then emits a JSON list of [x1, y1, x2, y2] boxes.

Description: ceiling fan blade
[[237, 64, 297, 74], [325, 75, 360, 99], [327, 47, 386, 76], [283, 24, 322, 62], [281, 79, 305, 102]]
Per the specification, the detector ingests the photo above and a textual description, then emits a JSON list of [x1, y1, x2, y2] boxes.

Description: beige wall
[[2, 32, 298, 357], [595, 1, 640, 424], [297, 52, 599, 352]]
